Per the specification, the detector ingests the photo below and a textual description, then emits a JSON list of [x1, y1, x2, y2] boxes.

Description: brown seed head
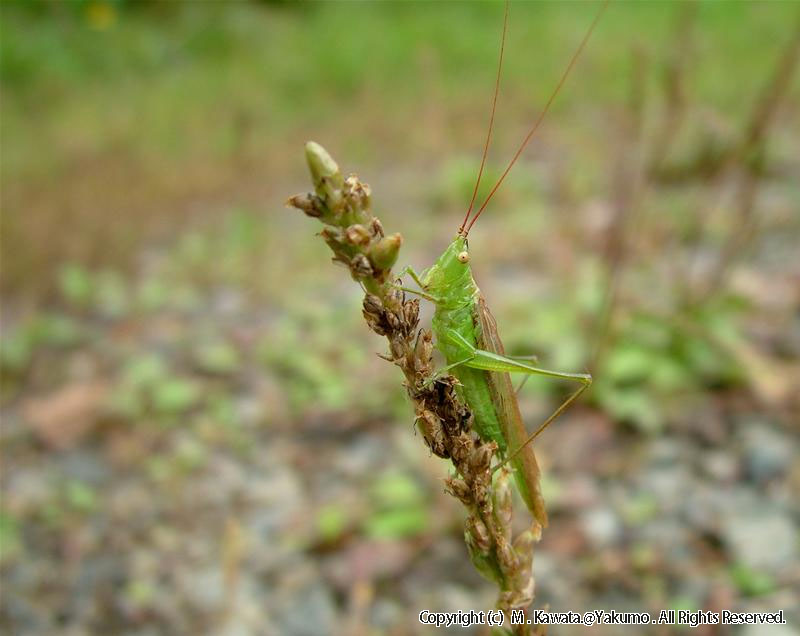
[[370, 217, 384, 238], [345, 224, 371, 246], [466, 515, 491, 553], [403, 299, 420, 331], [493, 470, 513, 536], [444, 477, 472, 504], [496, 536, 519, 573], [287, 192, 324, 218], [470, 443, 494, 474], [350, 254, 373, 279]]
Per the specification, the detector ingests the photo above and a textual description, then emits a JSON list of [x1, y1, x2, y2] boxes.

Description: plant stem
[[288, 142, 543, 634]]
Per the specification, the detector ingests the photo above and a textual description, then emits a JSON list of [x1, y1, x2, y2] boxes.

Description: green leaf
[[598, 386, 663, 433], [370, 472, 424, 507], [650, 357, 692, 392], [152, 379, 200, 415], [0, 330, 32, 372], [66, 481, 96, 513], [622, 493, 659, 525], [33, 314, 81, 347], [58, 263, 93, 306], [606, 345, 655, 384], [94, 269, 129, 317], [316, 504, 347, 542], [123, 354, 168, 388], [729, 563, 776, 597], [363, 508, 429, 539], [137, 278, 168, 312], [193, 341, 241, 375], [0, 511, 22, 564]]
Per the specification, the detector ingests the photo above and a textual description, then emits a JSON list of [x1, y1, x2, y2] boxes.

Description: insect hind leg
[[499, 377, 591, 473]]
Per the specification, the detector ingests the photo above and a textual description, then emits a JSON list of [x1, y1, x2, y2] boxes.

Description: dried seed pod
[[363, 294, 383, 315], [465, 528, 503, 585], [350, 254, 373, 279], [444, 477, 472, 504], [469, 443, 493, 474], [385, 309, 400, 331], [321, 227, 348, 259], [495, 535, 519, 574], [403, 299, 419, 330], [505, 580, 534, 613], [389, 337, 405, 361], [377, 286, 402, 314], [417, 410, 448, 458], [344, 174, 372, 211], [363, 311, 386, 336], [287, 193, 324, 218], [510, 556, 535, 610], [512, 558, 533, 595], [493, 470, 513, 540], [472, 482, 489, 507], [514, 529, 535, 558], [345, 224, 371, 246], [450, 432, 473, 465], [413, 330, 433, 371], [466, 515, 491, 553], [498, 590, 516, 610], [370, 217, 384, 238]]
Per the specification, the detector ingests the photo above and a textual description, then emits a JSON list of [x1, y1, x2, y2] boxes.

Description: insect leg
[[421, 330, 477, 388], [498, 381, 591, 472], [397, 265, 427, 291], [515, 375, 531, 395], [421, 354, 475, 389], [510, 354, 539, 363], [509, 354, 539, 395], [457, 346, 592, 469], [461, 346, 592, 385], [397, 286, 439, 303], [395, 266, 440, 302]]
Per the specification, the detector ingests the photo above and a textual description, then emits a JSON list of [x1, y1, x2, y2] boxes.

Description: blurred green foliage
[[364, 471, 430, 540], [3, 1, 795, 181], [729, 563, 777, 598]]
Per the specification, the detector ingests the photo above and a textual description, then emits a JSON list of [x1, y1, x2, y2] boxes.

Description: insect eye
[[457, 251, 470, 264]]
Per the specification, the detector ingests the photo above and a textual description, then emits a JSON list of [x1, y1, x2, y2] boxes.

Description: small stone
[[184, 567, 225, 610], [274, 582, 337, 636], [704, 450, 740, 483], [580, 507, 622, 548], [740, 624, 799, 636], [740, 422, 794, 482], [721, 504, 797, 572]]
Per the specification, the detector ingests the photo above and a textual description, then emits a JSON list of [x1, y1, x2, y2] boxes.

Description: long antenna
[[463, 0, 609, 237], [458, 0, 510, 236]]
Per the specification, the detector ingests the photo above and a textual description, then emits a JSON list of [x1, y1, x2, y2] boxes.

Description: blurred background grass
[[1, 1, 799, 635]]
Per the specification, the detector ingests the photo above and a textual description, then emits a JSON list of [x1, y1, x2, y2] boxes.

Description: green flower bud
[[305, 141, 343, 197], [369, 233, 403, 271]]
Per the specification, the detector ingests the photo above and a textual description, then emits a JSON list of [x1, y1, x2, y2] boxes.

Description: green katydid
[[401, 0, 606, 527]]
